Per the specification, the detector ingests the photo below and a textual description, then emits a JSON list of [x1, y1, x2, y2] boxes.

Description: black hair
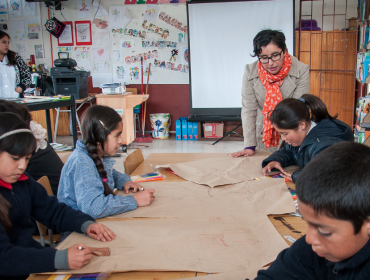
[[0, 31, 17, 66], [269, 94, 337, 130], [296, 142, 370, 234], [251, 29, 287, 57], [81, 105, 122, 197], [0, 100, 32, 125], [0, 112, 37, 232]]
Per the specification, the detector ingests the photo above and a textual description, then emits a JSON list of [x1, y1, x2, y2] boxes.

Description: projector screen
[[187, 0, 294, 116]]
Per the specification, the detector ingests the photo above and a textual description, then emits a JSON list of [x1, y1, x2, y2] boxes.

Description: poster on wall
[[22, 0, 36, 16], [120, 39, 134, 48], [144, 62, 155, 83], [128, 65, 140, 81], [75, 59, 91, 71], [34, 44, 43, 58], [92, 46, 109, 61], [92, 61, 109, 72], [24, 17, 40, 32], [112, 50, 122, 63], [57, 46, 73, 58], [144, 4, 159, 24], [74, 47, 89, 59], [75, 21, 92, 45], [11, 19, 26, 40], [15, 42, 26, 59], [180, 46, 188, 66], [109, 6, 132, 29], [0, 0, 8, 21], [58, 22, 73, 46], [77, 0, 91, 18], [92, 30, 109, 46], [113, 64, 127, 83], [8, 0, 21, 17]]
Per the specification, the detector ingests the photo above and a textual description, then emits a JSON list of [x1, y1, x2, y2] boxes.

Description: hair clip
[[298, 97, 305, 103], [0, 129, 32, 140], [102, 178, 108, 183], [99, 120, 109, 132]]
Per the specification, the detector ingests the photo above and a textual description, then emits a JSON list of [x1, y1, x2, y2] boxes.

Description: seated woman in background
[[0, 100, 64, 195], [0, 31, 31, 98], [58, 105, 155, 219], [261, 94, 354, 182]]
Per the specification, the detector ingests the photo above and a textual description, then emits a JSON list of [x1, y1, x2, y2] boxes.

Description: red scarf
[[0, 174, 28, 190], [258, 52, 292, 149]]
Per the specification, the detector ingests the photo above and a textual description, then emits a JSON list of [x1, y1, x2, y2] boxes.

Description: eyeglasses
[[258, 50, 283, 64]]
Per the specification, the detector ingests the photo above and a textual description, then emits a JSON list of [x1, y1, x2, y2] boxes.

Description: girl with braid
[[58, 105, 155, 219]]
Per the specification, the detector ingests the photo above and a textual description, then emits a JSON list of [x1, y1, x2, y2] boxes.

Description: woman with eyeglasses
[[231, 29, 310, 158]]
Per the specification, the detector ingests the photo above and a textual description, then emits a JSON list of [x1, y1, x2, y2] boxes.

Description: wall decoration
[[11, 19, 26, 40], [57, 46, 73, 58], [92, 30, 109, 46], [154, 59, 188, 73], [34, 44, 43, 58], [92, 46, 109, 61], [142, 20, 169, 39], [120, 40, 134, 48], [169, 48, 178, 62], [0, 0, 8, 21], [27, 33, 39, 39], [75, 59, 91, 71], [75, 21, 92, 45], [128, 66, 140, 80], [142, 40, 177, 48], [178, 32, 184, 43], [112, 50, 122, 63], [15, 42, 26, 59], [123, 0, 188, 4], [112, 28, 146, 39], [144, 4, 159, 24], [24, 17, 41, 32], [22, 0, 36, 16], [109, 6, 132, 29], [92, 61, 109, 72], [77, 0, 91, 19], [113, 64, 127, 83], [180, 46, 188, 66], [93, 5, 108, 17], [8, 0, 21, 17], [124, 50, 159, 64], [158, 11, 187, 33], [58, 21, 73, 46], [93, 18, 108, 29], [74, 47, 90, 59]]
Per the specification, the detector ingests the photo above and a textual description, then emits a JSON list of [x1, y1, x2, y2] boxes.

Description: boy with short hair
[[254, 142, 370, 279]]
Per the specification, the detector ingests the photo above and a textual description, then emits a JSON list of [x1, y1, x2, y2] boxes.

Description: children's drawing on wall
[[169, 49, 179, 62], [27, 33, 38, 39], [178, 33, 184, 43], [154, 59, 188, 73], [112, 28, 146, 39], [129, 66, 140, 80], [15, 42, 26, 60], [8, 0, 21, 17], [24, 17, 40, 33], [109, 6, 132, 29], [57, 46, 73, 58], [92, 5, 108, 17], [180, 46, 189, 66], [77, 0, 90, 18], [92, 61, 109, 73], [142, 40, 177, 48], [120, 40, 134, 48], [22, 0, 36, 16], [159, 12, 188, 34], [74, 47, 90, 60], [142, 20, 169, 39], [0, 0, 7, 21], [11, 19, 25, 40], [144, 4, 159, 24], [124, 50, 159, 64], [34, 44, 43, 58], [93, 18, 108, 29], [112, 50, 122, 63], [92, 30, 110, 46], [113, 64, 127, 83], [92, 46, 109, 61], [144, 62, 155, 83], [75, 59, 91, 71]]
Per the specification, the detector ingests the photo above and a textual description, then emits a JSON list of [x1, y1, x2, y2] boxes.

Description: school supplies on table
[[131, 171, 164, 182]]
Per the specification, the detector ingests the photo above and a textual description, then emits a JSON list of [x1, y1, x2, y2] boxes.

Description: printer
[[50, 52, 90, 99]]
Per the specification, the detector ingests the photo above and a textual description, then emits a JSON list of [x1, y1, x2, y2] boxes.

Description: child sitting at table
[[0, 112, 115, 280], [254, 142, 370, 279], [58, 105, 155, 219], [261, 94, 353, 182]]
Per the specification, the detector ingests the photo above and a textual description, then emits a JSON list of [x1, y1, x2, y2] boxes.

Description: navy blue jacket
[[0, 174, 94, 280], [253, 235, 370, 280], [262, 119, 354, 182]]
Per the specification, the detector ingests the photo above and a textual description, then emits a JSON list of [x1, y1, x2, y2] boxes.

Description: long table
[[28, 153, 307, 280]]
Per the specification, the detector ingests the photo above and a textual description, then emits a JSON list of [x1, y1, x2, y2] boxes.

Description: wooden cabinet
[[295, 31, 357, 126], [96, 93, 149, 145]]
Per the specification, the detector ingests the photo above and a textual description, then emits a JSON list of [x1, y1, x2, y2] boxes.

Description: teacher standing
[[0, 31, 31, 98], [231, 30, 310, 157]]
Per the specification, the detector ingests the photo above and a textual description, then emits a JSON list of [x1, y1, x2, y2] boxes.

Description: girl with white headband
[[261, 94, 354, 182], [0, 112, 115, 279]]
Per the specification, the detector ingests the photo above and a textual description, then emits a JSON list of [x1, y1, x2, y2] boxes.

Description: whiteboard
[[188, 0, 294, 115]]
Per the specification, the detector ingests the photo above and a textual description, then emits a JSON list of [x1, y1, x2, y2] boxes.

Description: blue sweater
[[58, 140, 137, 219], [0, 174, 94, 280]]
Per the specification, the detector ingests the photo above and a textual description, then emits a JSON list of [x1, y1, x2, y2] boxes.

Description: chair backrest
[[126, 87, 138, 95], [37, 176, 53, 196], [124, 149, 144, 175]]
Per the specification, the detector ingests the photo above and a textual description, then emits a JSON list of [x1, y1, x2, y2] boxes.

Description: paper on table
[[185, 268, 262, 280], [111, 178, 295, 218], [168, 150, 271, 187], [55, 216, 289, 274]]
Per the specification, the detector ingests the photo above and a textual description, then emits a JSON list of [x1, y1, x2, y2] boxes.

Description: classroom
[[0, 0, 369, 279]]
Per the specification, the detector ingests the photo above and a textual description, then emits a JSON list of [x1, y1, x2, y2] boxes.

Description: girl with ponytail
[[261, 94, 354, 182], [58, 105, 155, 219], [0, 112, 115, 280]]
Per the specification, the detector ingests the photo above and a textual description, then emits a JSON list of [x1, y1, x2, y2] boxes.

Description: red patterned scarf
[[258, 53, 292, 149]]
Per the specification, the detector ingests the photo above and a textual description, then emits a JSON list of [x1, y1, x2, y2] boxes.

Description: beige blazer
[[241, 55, 310, 150]]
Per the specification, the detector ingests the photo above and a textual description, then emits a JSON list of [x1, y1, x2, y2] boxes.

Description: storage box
[[188, 122, 193, 140], [192, 122, 199, 140], [176, 117, 182, 140], [203, 122, 224, 138], [182, 117, 188, 140]]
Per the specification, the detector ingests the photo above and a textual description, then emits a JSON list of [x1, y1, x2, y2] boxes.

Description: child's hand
[[280, 171, 293, 181], [231, 149, 255, 158], [133, 189, 155, 207], [68, 244, 93, 269], [86, 223, 116, 242], [123, 181, 142, 194], [262, 161, 284, 176]]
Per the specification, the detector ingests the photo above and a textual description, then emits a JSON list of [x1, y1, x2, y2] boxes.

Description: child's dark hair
[[0, 100, 32, 125], [251, 29, 287, 57], [0, 31, 17, 67], [296, 142, 370, 234], [269, 94, 337, 129], [0, 112, 37, 232], [81, 105, 122, 197]]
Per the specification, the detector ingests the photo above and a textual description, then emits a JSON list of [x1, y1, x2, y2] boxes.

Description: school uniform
[[58, 140, 137, 219], [252, 235, 370, 280], [262, 119, 354, 182], [0, 174, 95, 280]]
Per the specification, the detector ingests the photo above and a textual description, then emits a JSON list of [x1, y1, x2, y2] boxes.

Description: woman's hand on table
[[262, 161, 284, 176], [15, 87, 22, 93], [134, 189, 155, 207], [231, 149, 255, 158], [86, 223, 116, 242], [68, 244, 93, 270], [123, 181, 143, 193]]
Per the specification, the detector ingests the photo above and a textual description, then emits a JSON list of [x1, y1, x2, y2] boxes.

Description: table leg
[[70, 104, 78, 148], [45, 109, 53, 143]]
